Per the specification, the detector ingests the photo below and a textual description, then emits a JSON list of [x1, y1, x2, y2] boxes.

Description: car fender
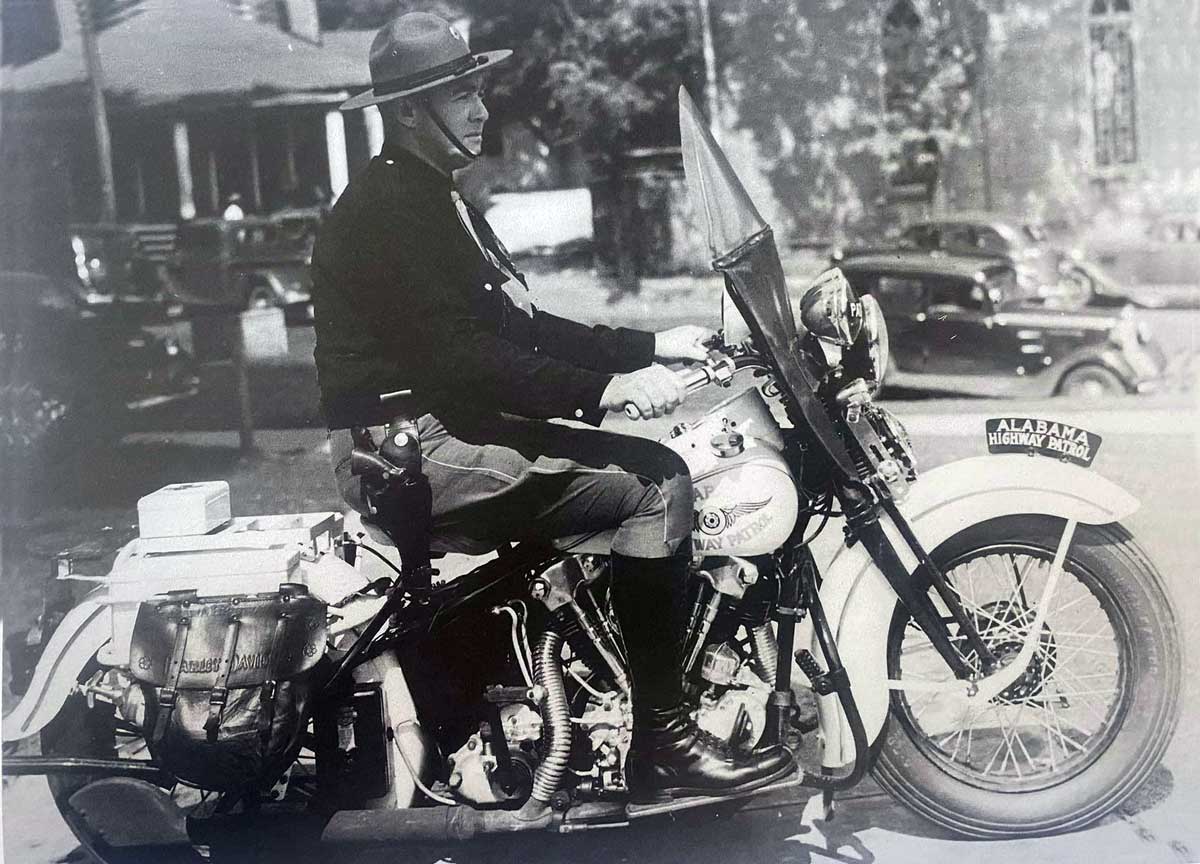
[[805, 454, 1139, 768], [1053, 344, 1139, 387], [3, 593, 112, 742]]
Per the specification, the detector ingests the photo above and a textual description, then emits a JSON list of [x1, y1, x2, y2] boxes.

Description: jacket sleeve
[[528, 307, 656, 373], [381, 246, 618, 425]]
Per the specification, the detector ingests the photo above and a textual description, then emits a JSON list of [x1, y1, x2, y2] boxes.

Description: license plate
[[985, 417, 1102, 467]]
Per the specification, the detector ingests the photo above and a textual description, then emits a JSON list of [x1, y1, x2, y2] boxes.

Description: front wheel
[[873, 515, 1182, 838]]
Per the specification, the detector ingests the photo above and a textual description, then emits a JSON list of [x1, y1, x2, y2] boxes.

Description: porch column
[[207, 149, 220, 213], [325, 108, 349, 202], [247, 114, 263, 211], [173, 120, 196, 220], [364, 106, 384, 157]]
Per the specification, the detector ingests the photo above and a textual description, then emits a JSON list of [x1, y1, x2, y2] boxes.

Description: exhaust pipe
[[321, 800, 552, 847]]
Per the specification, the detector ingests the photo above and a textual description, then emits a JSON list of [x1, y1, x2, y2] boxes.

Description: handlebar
[[622, 353, 737, 419]]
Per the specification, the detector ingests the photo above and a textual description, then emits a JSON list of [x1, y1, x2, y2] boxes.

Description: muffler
[[321, 800, 552, 847]]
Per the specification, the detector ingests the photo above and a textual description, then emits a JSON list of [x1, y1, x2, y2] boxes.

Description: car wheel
[[1057, 364, 1127, 400]]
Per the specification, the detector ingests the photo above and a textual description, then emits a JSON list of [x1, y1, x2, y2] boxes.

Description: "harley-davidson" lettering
[[180, 653, 272, 675]]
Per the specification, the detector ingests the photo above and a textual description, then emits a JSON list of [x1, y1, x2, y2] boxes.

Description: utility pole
[[977, 32, 994, 211], [698, 0, 721, 143], [76, 0, 118, 222]]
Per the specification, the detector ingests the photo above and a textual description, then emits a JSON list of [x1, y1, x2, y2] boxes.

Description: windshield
[[678, 88, 800, 362], [679, 88, 860, 477]]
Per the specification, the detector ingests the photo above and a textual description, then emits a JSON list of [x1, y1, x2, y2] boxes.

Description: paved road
[[3, 399, 1198, 864]]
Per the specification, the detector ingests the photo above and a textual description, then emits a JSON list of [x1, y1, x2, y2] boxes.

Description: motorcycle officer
[[312, 11, 793, 802]]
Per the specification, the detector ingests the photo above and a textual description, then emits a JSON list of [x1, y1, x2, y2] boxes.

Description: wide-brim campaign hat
[[340, 12, 513, 112]]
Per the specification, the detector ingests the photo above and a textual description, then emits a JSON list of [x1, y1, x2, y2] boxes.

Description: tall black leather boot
[[609, 553, 794, 803]]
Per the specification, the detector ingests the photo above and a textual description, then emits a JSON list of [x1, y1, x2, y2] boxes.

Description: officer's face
[[416, 78, 489, 171]]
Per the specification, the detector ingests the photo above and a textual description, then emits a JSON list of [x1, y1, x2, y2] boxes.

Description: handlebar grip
[[623, 364, 721, 419]]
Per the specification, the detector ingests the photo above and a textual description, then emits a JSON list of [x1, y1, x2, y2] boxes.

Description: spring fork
[[747, 624, 779, 684]]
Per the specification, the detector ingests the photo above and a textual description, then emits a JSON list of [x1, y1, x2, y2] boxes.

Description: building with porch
[[1, 0, 380, 274]]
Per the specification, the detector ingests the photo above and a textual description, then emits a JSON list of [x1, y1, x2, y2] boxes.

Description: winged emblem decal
[[695, 498, 773, 535]]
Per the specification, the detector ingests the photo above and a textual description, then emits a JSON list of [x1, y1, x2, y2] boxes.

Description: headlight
[[860, 294, 889, 392], [799, 268, 864, 347]]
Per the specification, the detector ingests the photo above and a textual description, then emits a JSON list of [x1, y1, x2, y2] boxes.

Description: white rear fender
[[807, 454, 1140, 768], [3, 595, 112, 742]]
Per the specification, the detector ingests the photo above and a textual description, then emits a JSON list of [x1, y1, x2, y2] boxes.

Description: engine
[[692, 643, 773, 751]]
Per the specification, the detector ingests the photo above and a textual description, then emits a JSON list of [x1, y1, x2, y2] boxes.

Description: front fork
[[756, 475, 1005, 799], [837, 479, 998, 679]]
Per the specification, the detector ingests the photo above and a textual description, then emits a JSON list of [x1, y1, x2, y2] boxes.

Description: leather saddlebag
[[128, 585, 327, 791]]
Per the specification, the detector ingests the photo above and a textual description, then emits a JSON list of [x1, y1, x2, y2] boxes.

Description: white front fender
[[807, 454, 1139, 768]]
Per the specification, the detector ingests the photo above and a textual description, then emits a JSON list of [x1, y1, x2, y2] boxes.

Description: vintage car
[[65, 223, 175, 317], [1085, 212, 1200, 305], [0, 271, 198, 497], [832, 213, 1138, 309], [835, 253, 1165, 399], [163, 209, 319, 321]]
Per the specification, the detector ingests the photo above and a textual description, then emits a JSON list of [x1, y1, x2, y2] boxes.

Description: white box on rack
[[137, 482, 231, 538]]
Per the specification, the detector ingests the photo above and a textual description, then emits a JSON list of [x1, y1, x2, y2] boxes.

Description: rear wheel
[[40, 681, 319, 863], [41, 690, 206, 864], [873, 515, 1181, 838]]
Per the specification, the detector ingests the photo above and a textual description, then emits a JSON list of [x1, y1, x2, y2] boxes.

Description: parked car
[[163, 209, 319, 321], [0, 271, 198, 499], [834, 252, 1165, 399], [832, 212, 1136, 309], [1085, 211, 1200, 304]]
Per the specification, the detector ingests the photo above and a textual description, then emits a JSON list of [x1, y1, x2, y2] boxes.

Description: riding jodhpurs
[[329, 412, 693, 559]]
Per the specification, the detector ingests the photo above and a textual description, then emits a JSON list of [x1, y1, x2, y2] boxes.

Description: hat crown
[[369, 12, 472, 93]]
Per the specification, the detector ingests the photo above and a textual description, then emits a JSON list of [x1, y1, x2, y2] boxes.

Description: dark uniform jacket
[[311, 145, 656, 430]]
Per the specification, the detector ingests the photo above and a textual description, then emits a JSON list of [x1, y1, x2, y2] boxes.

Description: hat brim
[[340, 49, 513, 112]]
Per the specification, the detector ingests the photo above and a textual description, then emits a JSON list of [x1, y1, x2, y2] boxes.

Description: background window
[[1089, 2, 1138, 166]]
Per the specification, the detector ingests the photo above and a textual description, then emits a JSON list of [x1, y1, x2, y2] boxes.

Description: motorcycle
[[2, 89, 1181, 861]]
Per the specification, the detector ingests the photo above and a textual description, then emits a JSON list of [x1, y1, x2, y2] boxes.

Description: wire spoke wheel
[[872, 515, 1181, 838], [892, 548, 1126, 792]]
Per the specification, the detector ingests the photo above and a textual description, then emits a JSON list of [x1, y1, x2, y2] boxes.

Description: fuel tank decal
[[695, 499, 773, 535]]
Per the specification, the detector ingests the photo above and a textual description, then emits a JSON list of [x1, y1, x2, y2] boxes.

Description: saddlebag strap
[[152, 613, 195, 744], [256, 612, 293, 739], [204, 616, 243, 743]]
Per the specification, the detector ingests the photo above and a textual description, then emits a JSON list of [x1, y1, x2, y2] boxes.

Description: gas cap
[[710, 431, 744, 457]]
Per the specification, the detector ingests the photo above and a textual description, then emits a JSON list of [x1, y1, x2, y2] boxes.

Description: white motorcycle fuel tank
[[664, 384, 801, 556]]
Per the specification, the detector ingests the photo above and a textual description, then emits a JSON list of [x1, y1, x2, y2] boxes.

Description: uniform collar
[[378, 142, 453, 198]]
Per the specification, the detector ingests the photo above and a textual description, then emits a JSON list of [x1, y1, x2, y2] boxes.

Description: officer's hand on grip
[[601, 364, 689, 420]]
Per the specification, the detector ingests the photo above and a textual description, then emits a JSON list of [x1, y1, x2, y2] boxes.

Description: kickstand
[[822, 768, 836, 820]]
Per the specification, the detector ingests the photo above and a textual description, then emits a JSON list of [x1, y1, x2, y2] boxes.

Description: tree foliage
[[319, 0, 704, 168], [717, 0, 986, 239]]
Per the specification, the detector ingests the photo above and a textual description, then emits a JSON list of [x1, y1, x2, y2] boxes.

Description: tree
[[320, 0, 704, 162], [716, 0, 986, 240]]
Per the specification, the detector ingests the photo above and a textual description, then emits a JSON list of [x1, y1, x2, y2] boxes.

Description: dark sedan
[[1, 271, 198, 509], [835, 253, 1165, 399], [833, 213, 1139, 309]]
